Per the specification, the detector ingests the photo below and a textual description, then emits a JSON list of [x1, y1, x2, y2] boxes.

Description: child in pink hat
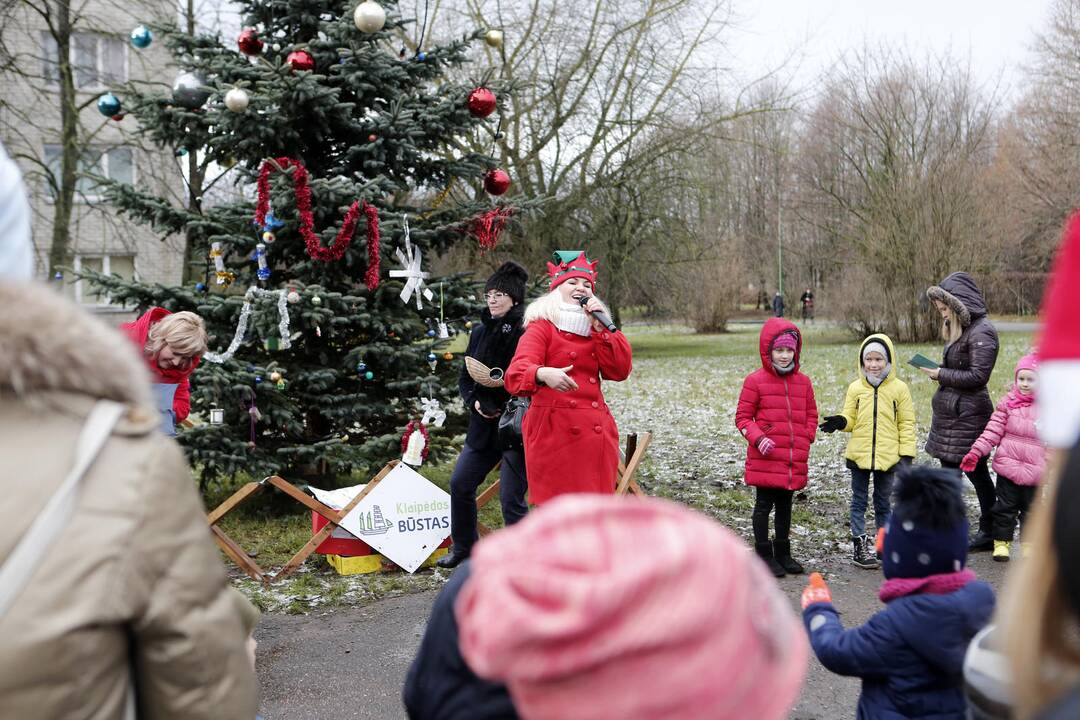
[[404, 494, 808, 720]]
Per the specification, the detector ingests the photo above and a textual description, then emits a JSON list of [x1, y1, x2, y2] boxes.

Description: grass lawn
[[222, 320, 1036, 612]]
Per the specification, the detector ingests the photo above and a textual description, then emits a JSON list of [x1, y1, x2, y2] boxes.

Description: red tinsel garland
[[471, 206, 515, 251], [400, 420, 430, 462], [255, 158, 381, 288]]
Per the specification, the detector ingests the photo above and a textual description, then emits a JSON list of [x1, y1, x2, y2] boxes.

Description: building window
[[40, 31, 127, 89], [43, 145, 136, 202], [62, 254, 136, 306]]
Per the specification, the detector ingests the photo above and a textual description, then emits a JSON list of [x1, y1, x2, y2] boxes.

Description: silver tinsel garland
[[204, 286, 291, 364]]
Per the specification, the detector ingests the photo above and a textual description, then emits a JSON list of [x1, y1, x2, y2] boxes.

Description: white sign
[[338, 463, 451, 573]]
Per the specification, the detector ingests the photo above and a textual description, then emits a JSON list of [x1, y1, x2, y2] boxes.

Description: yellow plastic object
[[324, 548, 450, 575]]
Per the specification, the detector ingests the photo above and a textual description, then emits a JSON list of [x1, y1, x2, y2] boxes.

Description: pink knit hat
[[772, 331, 799, 351], [454, 495, 809, 720]]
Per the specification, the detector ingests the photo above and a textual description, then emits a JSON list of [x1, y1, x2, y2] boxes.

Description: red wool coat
[[120, 308, 200, 421], [505, 320, 633, 504], [735, 318, 818, 490]]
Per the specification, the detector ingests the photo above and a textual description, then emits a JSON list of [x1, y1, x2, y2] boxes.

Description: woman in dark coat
[[922, 272, 1000, 551], [437, 262, 530, 569]]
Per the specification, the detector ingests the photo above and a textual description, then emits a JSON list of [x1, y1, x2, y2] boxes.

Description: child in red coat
[[735, 318, 818, 577]]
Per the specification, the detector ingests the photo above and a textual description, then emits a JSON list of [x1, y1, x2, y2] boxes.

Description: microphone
[[578, 295, 618, 332]]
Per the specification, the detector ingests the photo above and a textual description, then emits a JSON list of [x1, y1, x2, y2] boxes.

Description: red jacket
[[505, 320, 633, 504], [735, 318, 818, 490], [120, 308, 200, 421]]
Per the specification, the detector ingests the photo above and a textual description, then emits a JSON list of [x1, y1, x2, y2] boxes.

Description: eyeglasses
[[484, 291, 509, 302]]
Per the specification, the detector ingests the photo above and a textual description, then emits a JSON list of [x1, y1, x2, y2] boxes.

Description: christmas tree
[[86, 2, 528, 484]]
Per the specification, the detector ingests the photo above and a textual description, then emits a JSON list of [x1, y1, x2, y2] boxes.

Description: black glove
[[818, 415, 846, 434]]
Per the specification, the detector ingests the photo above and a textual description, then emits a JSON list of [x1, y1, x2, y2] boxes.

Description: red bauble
[[237, 27, 264, 56], [483, 168, 511, 196], [467, 87, 497, 118], [286, 50, 315, 71], [111, 113, 125, 121]]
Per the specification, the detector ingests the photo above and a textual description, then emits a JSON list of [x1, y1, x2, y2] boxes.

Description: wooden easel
[[475, 432, 652, 536], [206, 461, 397, 584]]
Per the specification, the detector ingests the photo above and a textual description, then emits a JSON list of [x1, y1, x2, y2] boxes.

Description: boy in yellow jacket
[[820, 334, 917, 568]]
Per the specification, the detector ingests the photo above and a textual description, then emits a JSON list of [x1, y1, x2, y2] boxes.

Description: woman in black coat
[[922, 272, 1000, 551], [436, 262, 530, 569]]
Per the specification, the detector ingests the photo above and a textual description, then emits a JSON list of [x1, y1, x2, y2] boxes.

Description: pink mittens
[[757, 437, 776, 456]]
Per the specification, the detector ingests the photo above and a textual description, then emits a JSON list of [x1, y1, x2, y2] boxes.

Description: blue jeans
[[850, 467, 893, 538], [448, 443, 528, 557]]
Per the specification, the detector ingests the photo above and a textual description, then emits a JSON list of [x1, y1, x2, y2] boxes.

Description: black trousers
[[752, 487, 793, 544], [941, 457, 996, 535], [448, 442, 528, 557], [991, 475, 1037, 542]]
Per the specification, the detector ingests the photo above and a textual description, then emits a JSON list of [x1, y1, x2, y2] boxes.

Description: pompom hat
[[1037, 211, 1080, 448], [546, 250, 598, 290], [455, 494, 809, 720], [881, 466, 969, 580], [484, 260, 529, 304]]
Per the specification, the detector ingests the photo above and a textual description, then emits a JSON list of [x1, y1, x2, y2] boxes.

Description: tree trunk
[[48, 0, 77, 276]]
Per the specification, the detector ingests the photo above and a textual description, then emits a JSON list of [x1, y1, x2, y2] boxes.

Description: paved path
[[255, 554, 1008, 719]]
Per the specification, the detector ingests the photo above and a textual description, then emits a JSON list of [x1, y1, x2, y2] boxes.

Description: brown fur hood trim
[[0, 281, 151, 406], [926, 285, 971, 328]]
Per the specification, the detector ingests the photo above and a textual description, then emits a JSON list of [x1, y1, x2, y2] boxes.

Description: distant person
[[121, 308, 208, 430], [772, 290, 785, 317], [800, 288, 815, 323], [735, 319, 818, 577], [404, 494, 809, 720], [819, 334, 916, 569], [922, 272, 1000, 551], [961, 354, 1046, 562], [438, 262, 530, 570], [504, 250, 632, 504], [802, 466, 995, 720], [0, 203, 258, 715]]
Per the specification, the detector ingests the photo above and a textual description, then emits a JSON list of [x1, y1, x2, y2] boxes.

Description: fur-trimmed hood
[[0, 281, 151, 407], [926, 272, 988, 329]]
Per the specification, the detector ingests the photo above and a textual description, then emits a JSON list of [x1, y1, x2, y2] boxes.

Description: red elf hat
[[1038, 210, 1080, 448], [547, 250, 599, 290]]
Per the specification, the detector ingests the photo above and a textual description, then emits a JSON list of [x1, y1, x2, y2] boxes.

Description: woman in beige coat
[[0, 278, 259, 717]]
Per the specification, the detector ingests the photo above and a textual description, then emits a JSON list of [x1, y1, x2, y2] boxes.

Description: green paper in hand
[[908, 353, 940, 370]]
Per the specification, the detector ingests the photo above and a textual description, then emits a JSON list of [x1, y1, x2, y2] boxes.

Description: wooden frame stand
[[206, 461, 397, 584]]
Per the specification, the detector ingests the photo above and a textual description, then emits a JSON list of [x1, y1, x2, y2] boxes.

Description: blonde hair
[[1001, 449, 1080, 718], [145, 311, 208, 359], [941, 307, 963, 345], [523, 289, 610, 326]]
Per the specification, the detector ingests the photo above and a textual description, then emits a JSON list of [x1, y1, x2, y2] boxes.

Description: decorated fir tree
[[86, 2, 528, 483]]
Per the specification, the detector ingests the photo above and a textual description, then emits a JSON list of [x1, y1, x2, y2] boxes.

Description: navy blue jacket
[[403, 562, 518, 719], [803, 581, 995, 719]]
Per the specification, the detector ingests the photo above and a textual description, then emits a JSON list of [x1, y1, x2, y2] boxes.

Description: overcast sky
[[721, 0, 1056, 99]]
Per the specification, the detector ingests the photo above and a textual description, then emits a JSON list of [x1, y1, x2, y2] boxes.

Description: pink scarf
[[1005, 386, 1035, 410], [878, 568, 976, 603]]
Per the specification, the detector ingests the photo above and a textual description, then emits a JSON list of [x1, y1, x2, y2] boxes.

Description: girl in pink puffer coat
[[962, 353, 1046, 562]]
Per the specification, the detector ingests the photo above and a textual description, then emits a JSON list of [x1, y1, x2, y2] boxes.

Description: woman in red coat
[[735, 318, 818, 577], [121, 308, 207, 423], [505, 251, 633, 504]]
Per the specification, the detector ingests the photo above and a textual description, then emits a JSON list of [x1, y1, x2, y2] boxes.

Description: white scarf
[[554, 303, 593, 337]]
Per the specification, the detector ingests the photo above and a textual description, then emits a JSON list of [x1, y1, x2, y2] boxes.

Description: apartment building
[[0, 0, 185, 314]]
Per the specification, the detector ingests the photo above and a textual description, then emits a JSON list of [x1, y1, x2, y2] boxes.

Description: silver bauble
[[353, 0, 386, 33], [224, 87, 250, 112], [172, 72, 211, 110], [484, 29, 503, 48]]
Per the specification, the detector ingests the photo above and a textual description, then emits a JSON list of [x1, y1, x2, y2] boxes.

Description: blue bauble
[[130, 25, 153, 49], [416, 51, 427, 61], [357, 362, 368, 372], [96, 93, 122, 117], [257, 267, 271, 281], [426, 329, 436, 337], [426, 352, 436, 362], [195, 282, 207, 292], [255, 375, 263, 384]]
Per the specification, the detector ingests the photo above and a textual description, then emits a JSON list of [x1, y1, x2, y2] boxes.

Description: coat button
[[589, 377, 597, 384], [591, 401, 599, 408], [594, 425, 602, 433], [570, 426, 581, 435], [569, 351, 578, 359], [569, 400, 578, 408], [591, 352, 597, 359]]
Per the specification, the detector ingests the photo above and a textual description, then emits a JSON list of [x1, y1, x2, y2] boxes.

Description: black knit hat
[[485, 261, 529, 304], [1053, 440, 1080, 617]]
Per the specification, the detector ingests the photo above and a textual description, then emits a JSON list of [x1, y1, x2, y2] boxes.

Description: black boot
[[435, 548, 468, 569], [773, 539, 804, 575], [968, 532, 993, 552], [756, 541, 786, 578], [852, 535, 879, 569]]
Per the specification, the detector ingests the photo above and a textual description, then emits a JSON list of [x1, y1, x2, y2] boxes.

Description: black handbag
[[498, 396, 530, 450]]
